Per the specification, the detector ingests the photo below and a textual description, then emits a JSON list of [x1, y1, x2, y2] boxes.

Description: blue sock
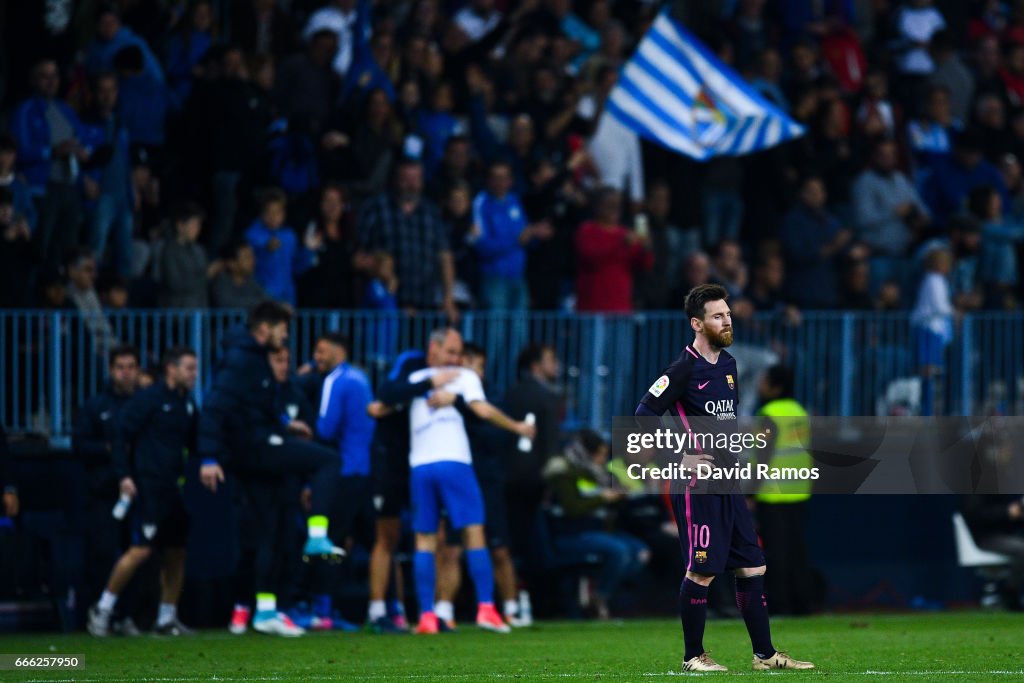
[[680, 578, 709, 661], [735, 575, 775, 659], [466, 548, 495, 605], [413, 551, 436, 615], [313, 594, 332, 619]]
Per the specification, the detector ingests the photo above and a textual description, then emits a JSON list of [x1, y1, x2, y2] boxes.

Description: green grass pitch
[[1, 612, 1022, 682]]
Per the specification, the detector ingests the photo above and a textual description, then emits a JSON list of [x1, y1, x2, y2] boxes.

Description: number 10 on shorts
[[691, 524, 710, 548]]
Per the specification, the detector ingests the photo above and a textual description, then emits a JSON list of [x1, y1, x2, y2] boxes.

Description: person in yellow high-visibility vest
[[753, 365, 814, 616]]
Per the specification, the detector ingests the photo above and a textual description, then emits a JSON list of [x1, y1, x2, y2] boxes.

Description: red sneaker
[[475, 603, 511, 634], [229, 606, 250, 635], [415, 612, 439, 635]]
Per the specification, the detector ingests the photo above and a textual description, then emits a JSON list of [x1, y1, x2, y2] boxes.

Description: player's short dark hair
[[248, 301, 292, 330], [967, 184, 999, 218], [516, 342, 553, 375], [764, 364, 795, 398], [161, 346, 196, 372], [684, 284, 729, 320], [318, 331, 349, 352], [259, 187, 287, 209], [462, 341, 486, 359], [108, 344, 140, 367]]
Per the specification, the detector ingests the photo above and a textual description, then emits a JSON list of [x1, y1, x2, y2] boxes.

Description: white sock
[[434, 600, 454, 622], [157, 603, 176, 626], [368, 600, 387, 620], [97, 590, 118, 613], [256, 593, 277, 614], [503, 599, 519, 617]]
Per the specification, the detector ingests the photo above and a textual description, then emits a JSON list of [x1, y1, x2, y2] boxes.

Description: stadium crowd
[[2, 0, 1024, 320]]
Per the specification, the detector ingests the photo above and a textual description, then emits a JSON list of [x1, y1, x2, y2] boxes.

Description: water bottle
[[518, 590, 533, 626], [518, 413, 536, 452], [112, 493, 132, 520]]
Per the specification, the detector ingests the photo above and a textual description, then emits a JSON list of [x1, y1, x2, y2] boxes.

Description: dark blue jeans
[[554, 530, 649, 596]]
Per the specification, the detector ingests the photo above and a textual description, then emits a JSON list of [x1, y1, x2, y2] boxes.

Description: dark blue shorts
[[671, 491, 764, 576], [131, 484, 189, 549], [410, 461, 485, 534], [915, 327, 947, 368]]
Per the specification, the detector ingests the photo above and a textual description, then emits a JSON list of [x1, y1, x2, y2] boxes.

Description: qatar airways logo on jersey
[[704, 399, 736, 421]]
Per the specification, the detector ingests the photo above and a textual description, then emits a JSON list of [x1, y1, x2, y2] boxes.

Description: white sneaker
[[87, 605, 111, 637], [253, 612, 305, 637], [505, 613, 532, 628]]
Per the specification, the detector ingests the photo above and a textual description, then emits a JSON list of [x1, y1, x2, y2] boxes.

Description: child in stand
[[363, 251, 398, 367]]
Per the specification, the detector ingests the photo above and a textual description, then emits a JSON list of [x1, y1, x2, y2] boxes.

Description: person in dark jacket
[[197, 301, 342, 636], [502, 342, 563, 561], [962, 495, 1024, 609], [73, 345, 141, 628], [87, 346, 198, 637], [543, 430, 649, 619]]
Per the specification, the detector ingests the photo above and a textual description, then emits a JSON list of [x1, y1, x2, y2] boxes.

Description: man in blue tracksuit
[[198, 301, 341, 636], [310, 332, 375, 625], [87, 347, 198, 637], [73, 345, 140, 629], [469, 161, 550, 312]]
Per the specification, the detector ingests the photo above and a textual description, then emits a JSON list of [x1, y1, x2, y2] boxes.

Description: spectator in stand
[[783, 175, 866, 309], [362, 251, 399, 364], [637, 180, 692, 310], [583, 66, 645, 208], [574, 187, 653, 313], [298, 183, 359, 309], [669, 251, 713, 306], [245, 188, 318, 306], [854, 70, 898, 142], [927, 30, 974, 125], [0, 188, 36, 307], [342, 4, 396, 106], [852, 139, 930, 289], [999, 153, 1024, 222], [165, 0, 216, 107], [274, 29, 341, 137], [232, 0, 296, 59], [304, 0, 360, 78], [86, 5, 165, 82], [709, 239, 748, 301], [973, 94, 1008, 162], [906, 84, 957, 184], [1000, 42, 1024, 110], [355, 159, 458, 319], [838, 257, 875, 310], [910, 245, 954, 415], [193, 45, 274, 258], [154, 203, 218, 308], [450, 0, 502, 47], [946, 216, 983, 311], [209, 242, 270, 309], [971, 34, 1004, 100], [66, 248, 118, 360], [750, 47, 789, 111], [11, 59, 90, 269], [97, 274, 130, 312], [521, 155, 588, 311], [924, 130, 1008, 228], [442, 181, 479, 308], [113, 45, 170, 154], [469, 160, 552, 312], [427, 135, 480, 202], [345, 89, 403, 200], [413, 81, 461, 175], [741, 253, 802, 324], [0, 136, 37, 233], [895, 0, 946, 78], [81, 72, 135, 278], [968, 185, 1024, 309]]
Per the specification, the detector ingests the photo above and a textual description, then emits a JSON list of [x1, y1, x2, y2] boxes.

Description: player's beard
[[706, 327, 733, 349]]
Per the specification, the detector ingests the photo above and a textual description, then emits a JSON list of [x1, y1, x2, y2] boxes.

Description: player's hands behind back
[[200, 463, 225, 492]]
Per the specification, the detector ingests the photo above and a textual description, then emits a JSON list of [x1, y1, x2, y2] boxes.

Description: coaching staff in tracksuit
[[87, 346, 199, 637], [198, 301, 341, 636], [73, 344, 141, 632]]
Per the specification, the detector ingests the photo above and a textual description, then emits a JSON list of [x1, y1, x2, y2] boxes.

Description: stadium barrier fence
[[2, 309, 1023, 443]]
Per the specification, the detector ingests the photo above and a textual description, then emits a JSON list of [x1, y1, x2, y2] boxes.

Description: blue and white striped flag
[[607, 10, 805, 160]]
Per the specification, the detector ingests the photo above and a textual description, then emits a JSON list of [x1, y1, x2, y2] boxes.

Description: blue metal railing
[[2, 309, 1023, 440]]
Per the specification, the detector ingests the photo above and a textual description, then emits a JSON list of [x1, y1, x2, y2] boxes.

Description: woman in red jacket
[[574, 187, 654, 312]]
